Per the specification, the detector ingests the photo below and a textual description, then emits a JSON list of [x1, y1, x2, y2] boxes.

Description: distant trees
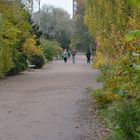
[[72, 0, 94, 52], [32, 5, 73, 49]]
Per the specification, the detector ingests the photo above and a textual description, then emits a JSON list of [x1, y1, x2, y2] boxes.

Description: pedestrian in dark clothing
[[86, 50, 91, 63]]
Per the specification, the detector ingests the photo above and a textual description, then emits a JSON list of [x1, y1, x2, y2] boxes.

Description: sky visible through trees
[[34, 0, 73, 17]]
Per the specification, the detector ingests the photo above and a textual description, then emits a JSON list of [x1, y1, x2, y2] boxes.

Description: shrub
[[23, 38, 44, 59], [93, 53, 140, 140], [22, 37, 45, 69], [95, 54, 140, 104], [43, 40, 63, 61], [0, 47, 14, 78], [108, 100, 140, 140], [43, 44, 54, 61], [7, 52, 28, 75], [94, 52, 108, 68], [31, 54, 45, 69], [93, 90, 121, 107]]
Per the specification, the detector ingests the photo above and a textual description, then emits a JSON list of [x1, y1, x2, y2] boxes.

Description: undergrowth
[[92, 54, 140, 140]]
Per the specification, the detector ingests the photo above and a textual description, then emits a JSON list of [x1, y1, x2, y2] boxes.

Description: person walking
[[71, 48, 77, 63], [63, 49, 68, 63], [86, 49, 91, 63]]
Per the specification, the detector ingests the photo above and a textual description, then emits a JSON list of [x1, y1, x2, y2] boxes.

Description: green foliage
[[31, 24, 42, 45], [7, 52, 28, 75], [73, 0, 92, 52], [0, 0, 33, 77], [43, 40, 63, 61], [0, 0, 46, 77], [106, 100, 140, 140], [84, 0, 137, 66], [22, 37, 45, 69], [31, 54, 45, 69], [0, 47, 14, 78], [84, 1, 140, 140], [92, 89, 121, 108], [113, 101, 140, 140], [94, 54, 140, 105], [92, 54, 140, 139], [22, 37, 44, 59], [85, 0, 140, 138], [126, 30, 140, 41], [69, 38, 80, 49], [128, 0, 140, 9]]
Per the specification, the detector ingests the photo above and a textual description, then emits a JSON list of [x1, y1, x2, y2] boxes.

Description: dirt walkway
[[0, 55, 105, 140]]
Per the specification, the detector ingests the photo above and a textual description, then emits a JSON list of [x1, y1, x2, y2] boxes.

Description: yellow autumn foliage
[[23, 38, 43, 59], [93, 90, 121, 107], [94, 52, 107, 68]]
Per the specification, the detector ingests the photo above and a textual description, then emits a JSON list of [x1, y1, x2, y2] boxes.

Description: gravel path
[[0, 55, 105, 140]]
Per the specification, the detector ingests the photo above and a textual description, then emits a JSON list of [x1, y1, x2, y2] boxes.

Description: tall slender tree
[[72, 0, 94, 52]]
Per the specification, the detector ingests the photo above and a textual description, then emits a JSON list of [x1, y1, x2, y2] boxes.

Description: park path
[[0, 54, 105, 140]]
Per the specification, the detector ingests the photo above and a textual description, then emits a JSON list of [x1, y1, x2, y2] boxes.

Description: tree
[[72, 0, 94, 52], [32, 5, 74, 49], [0, 0, 45, 77], [85, 1, 140, 139], [84, 0, 136, 66]]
